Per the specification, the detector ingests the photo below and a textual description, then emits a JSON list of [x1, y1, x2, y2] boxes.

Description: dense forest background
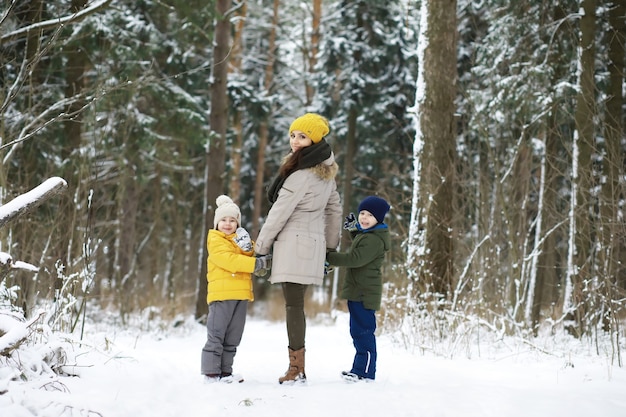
[[1, 0, 624, 351]]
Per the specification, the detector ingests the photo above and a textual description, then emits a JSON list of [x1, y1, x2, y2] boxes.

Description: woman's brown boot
[[278, 347, 306, 384]]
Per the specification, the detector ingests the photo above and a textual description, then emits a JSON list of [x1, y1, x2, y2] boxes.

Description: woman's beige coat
[[255, 155, 342, 285]]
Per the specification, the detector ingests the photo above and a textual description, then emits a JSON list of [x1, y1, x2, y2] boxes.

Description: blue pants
[[348, 300, 377, 380]]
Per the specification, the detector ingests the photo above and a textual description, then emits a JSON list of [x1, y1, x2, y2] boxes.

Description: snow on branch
[[0, 251, 38, 279], [0, 0, 113, 44], [0, 177, 67, 229], [0, 310, 45, 357]]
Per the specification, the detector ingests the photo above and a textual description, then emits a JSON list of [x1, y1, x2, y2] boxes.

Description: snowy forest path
[[44, 314, 626, 417]]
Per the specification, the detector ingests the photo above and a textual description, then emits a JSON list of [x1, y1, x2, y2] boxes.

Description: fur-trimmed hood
[[280, 152, 338, 182], [309, 153, 339, 181], [280, 152, 339, 181]]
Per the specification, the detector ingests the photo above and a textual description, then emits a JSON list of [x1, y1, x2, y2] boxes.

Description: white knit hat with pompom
[[213, 195, 241, 228]]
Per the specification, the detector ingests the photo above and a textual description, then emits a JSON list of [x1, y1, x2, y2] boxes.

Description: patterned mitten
[[234, 227, 252, 251], [254, 254, 272, 277], [343, 213, 358, 232]]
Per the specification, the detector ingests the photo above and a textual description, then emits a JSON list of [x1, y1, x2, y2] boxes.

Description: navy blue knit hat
[[358, 196, 390, 224]]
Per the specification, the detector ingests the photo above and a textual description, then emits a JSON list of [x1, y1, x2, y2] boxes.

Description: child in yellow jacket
[[201, 195, 271, 383]]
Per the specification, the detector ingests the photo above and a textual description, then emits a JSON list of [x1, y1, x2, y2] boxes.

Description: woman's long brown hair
[[279, 149, 304, 178]]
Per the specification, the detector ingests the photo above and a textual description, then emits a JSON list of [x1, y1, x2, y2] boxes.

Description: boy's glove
[[254, 254, 272, 277], [343, 213, 358, 232], [234, 227, 252, 251]]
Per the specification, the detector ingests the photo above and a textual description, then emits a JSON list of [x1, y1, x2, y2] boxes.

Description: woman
[[255, 113, 342, 384]]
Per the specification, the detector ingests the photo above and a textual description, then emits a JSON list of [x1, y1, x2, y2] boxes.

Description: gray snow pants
[[200, 299, 248, 376]]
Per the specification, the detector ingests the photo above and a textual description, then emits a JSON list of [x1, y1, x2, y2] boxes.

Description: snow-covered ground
[[2, 311, 626, 417]]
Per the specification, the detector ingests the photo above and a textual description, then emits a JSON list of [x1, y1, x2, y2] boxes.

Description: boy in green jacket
[[326, 196, 391, 382]]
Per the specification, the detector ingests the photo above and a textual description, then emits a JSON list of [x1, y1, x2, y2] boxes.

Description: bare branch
[[0, 0, 19, 30], [0, 0, 113, 45], [1, 94, 93, 163]]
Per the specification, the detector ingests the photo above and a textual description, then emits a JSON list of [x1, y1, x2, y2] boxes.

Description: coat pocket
[[295, 234, 315, 259], [272, 234, 323, 281]]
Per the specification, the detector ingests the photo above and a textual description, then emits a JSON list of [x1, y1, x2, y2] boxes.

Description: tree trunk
[[340, 107, 357, 247], [195, 0, 232, 320], [526, 137, 545, 328], [228, 1, 248, 201], [24, 0, 43, 68], [565, 0, 597, 336], [252, 0, 280, 238], [530, 4, 571, 330], [230, 110, 243, 201], [304, 0, 323, 104], [410, 0, 457, 300], [116, 173, 139, 321], [531, 109, 562, 327], [332, 106, 357, 308], [253, 121, 269, 238], [57, 0, 89, 289], [599, 0, 625, 330], [509, 140, 531, 321], [63, 0, 89, 159]]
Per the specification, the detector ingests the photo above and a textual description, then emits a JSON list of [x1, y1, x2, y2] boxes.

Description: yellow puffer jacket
[[206, 229, 256, 303]]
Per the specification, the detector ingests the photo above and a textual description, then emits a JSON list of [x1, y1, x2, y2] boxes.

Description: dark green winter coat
[[327, 225, 390, 310]]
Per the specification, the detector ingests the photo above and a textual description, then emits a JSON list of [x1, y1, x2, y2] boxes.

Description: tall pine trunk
[[408, 0, 457, 302], [252, 0, 279, 238], [228, 1, 248, 201], [58, 0, 89, 292], [599, 0, 625, 339], [530, 4, 572, 330], [195, 0, 232, 320], [565, 0, 597, 336], [304, 0, 323, 105]]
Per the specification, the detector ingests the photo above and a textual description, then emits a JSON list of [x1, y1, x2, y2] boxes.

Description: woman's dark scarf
[[267, 139, 332, 203]]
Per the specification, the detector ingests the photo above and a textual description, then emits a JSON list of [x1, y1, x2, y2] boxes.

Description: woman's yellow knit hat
[[289, 113, 330, 143]]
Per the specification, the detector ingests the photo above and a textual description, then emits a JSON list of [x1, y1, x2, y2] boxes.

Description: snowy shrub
[[0, 310, 78, 379]]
